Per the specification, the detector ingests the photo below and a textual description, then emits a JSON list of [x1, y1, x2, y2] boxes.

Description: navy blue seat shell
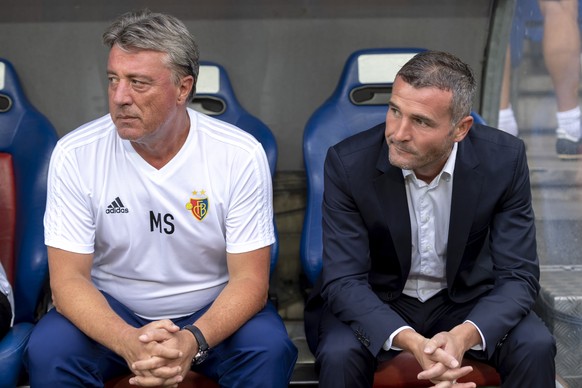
[[0, 58, 58, 386]]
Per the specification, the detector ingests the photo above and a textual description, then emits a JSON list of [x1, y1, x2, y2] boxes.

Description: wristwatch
[[182, 324, 210, 365]]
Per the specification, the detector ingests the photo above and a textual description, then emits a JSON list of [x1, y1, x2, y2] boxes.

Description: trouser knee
[[315, 335, 376, 388], [317, 337, 370, 368], [25, 309, 112, 387], [494, 312, 556, 386], [25, 310, 85, 370], [504, 326, 556, 367], [204, 302, 297, 388]]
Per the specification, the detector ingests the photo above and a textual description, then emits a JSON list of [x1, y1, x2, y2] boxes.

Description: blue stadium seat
[[191, 61, 277, 176], [190, 61, 279, 274], [299, 48, 498, 387], [0, 58, 58, 386]]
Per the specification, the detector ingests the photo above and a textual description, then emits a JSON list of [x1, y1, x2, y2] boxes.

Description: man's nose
[[110, 81, 133, 106], [390, 119, 411, 141]]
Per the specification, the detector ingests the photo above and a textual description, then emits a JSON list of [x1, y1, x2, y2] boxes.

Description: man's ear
[[178, 75, 195, 104], [454, 115, 473, 142]]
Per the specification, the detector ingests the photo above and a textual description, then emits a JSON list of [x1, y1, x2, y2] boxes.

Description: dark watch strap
[[182, 324, 209, 364]]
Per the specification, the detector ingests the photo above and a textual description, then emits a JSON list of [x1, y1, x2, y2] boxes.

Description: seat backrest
[[190, 62, 278, 176], [189, 62, 279, 272], [0, 58, 58, 323], [300, 48, 486, 285]]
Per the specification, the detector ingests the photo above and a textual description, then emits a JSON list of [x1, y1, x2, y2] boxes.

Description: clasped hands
[[412, 331, 477, 388], [119, 320, 197, 387]]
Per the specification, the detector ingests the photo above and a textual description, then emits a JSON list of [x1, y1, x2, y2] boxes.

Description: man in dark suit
[[305, 50, 556, 388]]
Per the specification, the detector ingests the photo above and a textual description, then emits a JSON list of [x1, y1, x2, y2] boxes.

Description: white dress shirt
[[383, 144, 485, 351]]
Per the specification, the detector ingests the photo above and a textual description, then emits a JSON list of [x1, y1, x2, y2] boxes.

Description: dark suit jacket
[[305, 122, 540, 359]]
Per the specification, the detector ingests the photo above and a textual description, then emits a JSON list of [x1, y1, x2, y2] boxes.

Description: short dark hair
[[397, 50, 476, 125]]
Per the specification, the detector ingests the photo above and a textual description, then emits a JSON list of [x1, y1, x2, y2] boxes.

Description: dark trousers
[[25, 291, 298, 388], [312, 292, 556, 388]]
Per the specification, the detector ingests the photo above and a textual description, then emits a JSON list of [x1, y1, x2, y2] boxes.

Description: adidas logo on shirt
[[106, 197, 129, 214]]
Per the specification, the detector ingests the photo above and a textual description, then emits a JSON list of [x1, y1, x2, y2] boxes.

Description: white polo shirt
[[44, 108, 275, 320]]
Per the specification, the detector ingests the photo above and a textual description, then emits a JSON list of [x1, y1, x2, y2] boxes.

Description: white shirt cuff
[[464, 320, 486, 351], [382, 326, 415, 351]]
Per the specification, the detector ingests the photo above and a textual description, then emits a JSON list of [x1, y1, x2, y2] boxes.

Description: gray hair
[[396, 50, 476, 125], [102, 9, 200, 101]]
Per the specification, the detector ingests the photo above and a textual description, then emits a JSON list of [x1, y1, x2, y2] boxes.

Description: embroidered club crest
[[186, 190, 209, 221]]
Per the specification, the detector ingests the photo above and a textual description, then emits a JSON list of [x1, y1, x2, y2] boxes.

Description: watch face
[[194, 349, 208, 365]]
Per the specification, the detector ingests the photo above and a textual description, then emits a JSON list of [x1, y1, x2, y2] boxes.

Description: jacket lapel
[[446, 137, 484, 281], [373, 140, 412, 279]]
